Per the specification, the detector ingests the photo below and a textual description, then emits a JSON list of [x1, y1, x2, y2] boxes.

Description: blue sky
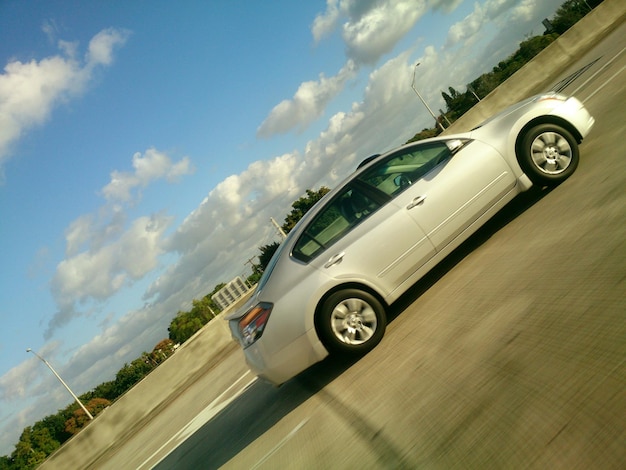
[[0, 0, 563, 454]]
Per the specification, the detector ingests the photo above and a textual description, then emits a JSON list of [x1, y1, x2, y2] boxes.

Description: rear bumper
[[241, 327, 329, 386]]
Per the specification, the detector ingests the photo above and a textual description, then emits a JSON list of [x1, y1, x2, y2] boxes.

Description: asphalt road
[[107, 26, 626, 470]]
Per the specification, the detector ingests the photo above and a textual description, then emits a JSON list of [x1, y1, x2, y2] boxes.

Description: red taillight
[[239, 303, 273, 347]]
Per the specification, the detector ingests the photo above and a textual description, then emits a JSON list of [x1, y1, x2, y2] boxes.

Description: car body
[[226, 93, 594, 386]]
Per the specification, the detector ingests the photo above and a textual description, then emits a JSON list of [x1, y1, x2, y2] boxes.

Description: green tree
[[113, 357, 153, 397], [10, 426, 53, 470], [169, 312, 204, 344], [0, 455, 11, 470], [550, 0, 596, 34], [190, 297, 218, 322], [249, 187, 332, 277], [90, 379, 117, 402], [440, 87, 475, 122], [281, 187, 330, 234], [256, 241, 280, 273], [31, 413, 71, 452], [407, 127, 441, 143], [168, 293, 221, 344]]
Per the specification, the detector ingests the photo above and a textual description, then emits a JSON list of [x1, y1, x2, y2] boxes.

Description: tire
[[518, 124, 579, 186], [316, 289, 386, 356]]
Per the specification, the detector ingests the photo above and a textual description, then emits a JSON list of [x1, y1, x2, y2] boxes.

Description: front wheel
[[316, 289, 386, 356], [517, 124, 579, 186]]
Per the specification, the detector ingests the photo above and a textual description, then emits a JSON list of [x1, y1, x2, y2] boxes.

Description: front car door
[[356, 139, 517, 251]]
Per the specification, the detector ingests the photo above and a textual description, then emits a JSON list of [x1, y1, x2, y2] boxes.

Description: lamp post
[[411, 62, 445, 132], [26, 348, 93, 420]]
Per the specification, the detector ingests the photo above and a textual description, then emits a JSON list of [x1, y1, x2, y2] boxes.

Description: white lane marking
[[137, 372, 257, 470], [582, 64, 625, 103], [571, 45, 626, 99], [250, 418, 309, 470]]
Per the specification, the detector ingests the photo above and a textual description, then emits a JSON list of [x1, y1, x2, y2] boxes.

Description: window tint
[[293, 185, 381, 262], [357, 142, 451, 197]]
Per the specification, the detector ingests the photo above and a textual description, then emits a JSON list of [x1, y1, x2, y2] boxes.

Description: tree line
[[0, 1, 601, 467], [0, 339, 176, 469]]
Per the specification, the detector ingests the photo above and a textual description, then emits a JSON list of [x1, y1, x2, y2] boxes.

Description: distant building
[[211, 276, 250, 310]]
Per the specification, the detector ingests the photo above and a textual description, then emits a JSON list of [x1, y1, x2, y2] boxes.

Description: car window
[[357, 142, 451, 197], [293, 185, 381, 262]]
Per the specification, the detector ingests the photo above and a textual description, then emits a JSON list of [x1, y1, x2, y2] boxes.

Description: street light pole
[[411, 62, 445, 132], [270, 217, 287, 240], [26, 348, 94, 420]]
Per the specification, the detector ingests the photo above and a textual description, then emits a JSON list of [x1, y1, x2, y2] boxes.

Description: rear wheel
[[317, 289, 386, 356], [518, 124, 579, 186]]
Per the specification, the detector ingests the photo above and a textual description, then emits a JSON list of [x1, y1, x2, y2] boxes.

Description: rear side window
[[292, 185, 381, 262], [357, 142, 451, 197]]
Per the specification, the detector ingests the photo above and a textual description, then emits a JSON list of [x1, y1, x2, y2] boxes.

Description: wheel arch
[[313, 282, 389, 335], [515, 116, 583, 159]]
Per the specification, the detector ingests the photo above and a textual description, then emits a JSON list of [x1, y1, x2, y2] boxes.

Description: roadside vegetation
[[0, 1, 602, 467]]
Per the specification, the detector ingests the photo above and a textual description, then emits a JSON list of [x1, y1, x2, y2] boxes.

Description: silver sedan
[[227, 93, 595, 385]]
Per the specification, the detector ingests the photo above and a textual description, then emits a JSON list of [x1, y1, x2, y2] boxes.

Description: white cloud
[[163, 151, 302, 261], [0, 28, 129, 181], [445, 4, 486, 48], [48, 212, 172, 336], [102, 148, 194, 202], [341, 0, 427, 65], [312, 0, 465, 65], [264, 0, 466, 138], [444, 0, 558, 50], [46, 147, 192, 337], [441, 0, 563, 91], [41, 19, 59, 43], [312, 0, 341, 41], [445, 0, 519, 48], [0, 360, 35, 402], [64, 208, 126, 257], [0, 56, 81, 171], [0, 342, 62, 403], [257, 60, 357, 138], [86, 28, 131, 66]]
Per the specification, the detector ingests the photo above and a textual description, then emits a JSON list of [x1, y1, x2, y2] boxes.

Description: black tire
[[316, 289, 386, 356], [518, 124, 579, 186]]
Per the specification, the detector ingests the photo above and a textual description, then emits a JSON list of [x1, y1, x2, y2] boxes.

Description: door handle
[[407, 195, 427, 209], [324, 252, 345, 268]]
